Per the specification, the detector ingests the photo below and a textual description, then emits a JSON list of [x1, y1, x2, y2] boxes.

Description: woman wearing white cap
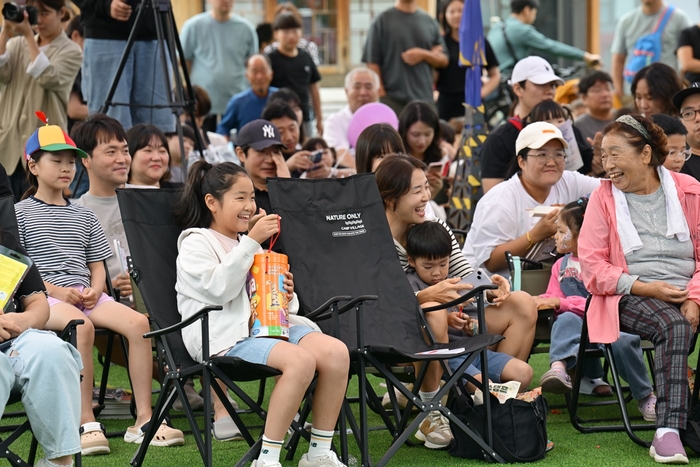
[[463, 121, 600, 277]]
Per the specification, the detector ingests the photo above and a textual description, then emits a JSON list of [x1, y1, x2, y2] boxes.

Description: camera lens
[[2, 3, 23, 23]]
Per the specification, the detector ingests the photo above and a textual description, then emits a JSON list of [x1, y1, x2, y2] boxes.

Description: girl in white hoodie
[[175, 159, 350, 467]]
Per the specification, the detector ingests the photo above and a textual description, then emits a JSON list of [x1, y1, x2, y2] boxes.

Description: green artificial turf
[[1, 346, 698, 466]]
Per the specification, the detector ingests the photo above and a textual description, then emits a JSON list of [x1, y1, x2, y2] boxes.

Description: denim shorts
[[448, 349, 513, 384], [224, 325, 317, 365]]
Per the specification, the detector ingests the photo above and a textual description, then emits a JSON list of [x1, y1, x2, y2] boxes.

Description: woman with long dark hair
[[631, 63, 683, 116], [399, 101, 445, 197]]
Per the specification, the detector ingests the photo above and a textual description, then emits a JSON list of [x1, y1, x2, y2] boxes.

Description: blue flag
[[458, 0, 485, 108]]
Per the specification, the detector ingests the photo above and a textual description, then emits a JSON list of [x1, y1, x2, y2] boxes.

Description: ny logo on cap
[[263, 124, 275, 139]]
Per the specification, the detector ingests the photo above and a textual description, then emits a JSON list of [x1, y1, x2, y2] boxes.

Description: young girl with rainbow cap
[[14, 113, 184, 456]]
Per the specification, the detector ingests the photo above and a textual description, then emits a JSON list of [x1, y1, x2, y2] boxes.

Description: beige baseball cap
[[515, 122, 569, 154]]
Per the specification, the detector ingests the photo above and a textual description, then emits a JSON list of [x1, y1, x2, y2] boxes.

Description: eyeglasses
[[668, 149, 692, 161], [526, 150, 568, 165], [680, 109, 700, 121], [586, 85, 613, 95]]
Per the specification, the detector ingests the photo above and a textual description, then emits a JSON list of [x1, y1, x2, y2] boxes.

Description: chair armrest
[[56, 319, 85, 338], [422, 284, 498, 312], [143, 305, 222, 339], [310, 295, 379, 323], [304, 295, 353, 320], [337, 295, 379, 314]]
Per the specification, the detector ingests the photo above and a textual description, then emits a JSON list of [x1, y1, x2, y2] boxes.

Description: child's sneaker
[[298, 451, 346, 467], [251, 460, 283, 467], [414, 411, 453, 449], [649, 432, 688, 464]]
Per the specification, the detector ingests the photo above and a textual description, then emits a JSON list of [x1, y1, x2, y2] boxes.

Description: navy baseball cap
[[237, 119, 284, 151]]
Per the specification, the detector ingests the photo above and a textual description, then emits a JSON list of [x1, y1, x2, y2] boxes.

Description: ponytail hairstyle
[[174, 160, 250, 229], [557, 197, 588, 237], [22, 151, 49, 200]]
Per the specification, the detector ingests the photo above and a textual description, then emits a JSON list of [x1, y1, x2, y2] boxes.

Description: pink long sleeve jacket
[[578, 172, 700, 344]]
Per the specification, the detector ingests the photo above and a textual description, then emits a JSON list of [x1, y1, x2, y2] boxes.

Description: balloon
[[347, 103, 399, 148]]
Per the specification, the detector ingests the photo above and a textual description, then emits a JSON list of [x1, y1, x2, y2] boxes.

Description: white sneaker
[[298, 451, 346, 467], [414, 411, 453, 449], [251, 460, 283, 467]]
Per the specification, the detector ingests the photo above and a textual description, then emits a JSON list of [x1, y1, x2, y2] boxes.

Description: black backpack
[[447, 392, 549, 463]]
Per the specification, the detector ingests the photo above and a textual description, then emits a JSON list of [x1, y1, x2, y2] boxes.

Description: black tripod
[[99, 0, 205, 169]]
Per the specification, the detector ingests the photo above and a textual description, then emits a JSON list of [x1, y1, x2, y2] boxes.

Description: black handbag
[[525, 237, 560, 265], [447, 392, 549, 463]]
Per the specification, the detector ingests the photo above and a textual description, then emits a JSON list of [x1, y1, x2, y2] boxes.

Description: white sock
[[307, 427, 334, 458], [419, 389, 439, 402], [258, 435, 283, 464], [656, 427, 680, 437]]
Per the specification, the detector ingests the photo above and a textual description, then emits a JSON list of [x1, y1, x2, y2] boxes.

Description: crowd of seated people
[[6, 2, 700, 465]]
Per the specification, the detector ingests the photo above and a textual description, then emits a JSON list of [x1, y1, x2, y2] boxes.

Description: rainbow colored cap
[[24, 111, 88, 161]]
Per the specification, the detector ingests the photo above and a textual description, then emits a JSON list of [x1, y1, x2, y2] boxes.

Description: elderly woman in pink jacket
[[579, 114, 700, 465]]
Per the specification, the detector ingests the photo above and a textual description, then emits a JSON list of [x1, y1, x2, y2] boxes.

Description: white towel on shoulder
[[612, 166, 690, 255]]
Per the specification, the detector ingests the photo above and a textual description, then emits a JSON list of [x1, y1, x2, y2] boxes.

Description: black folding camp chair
[[267, 174, 505, 466], [117, 188, 350, 467], [568, 298, 656, 447]]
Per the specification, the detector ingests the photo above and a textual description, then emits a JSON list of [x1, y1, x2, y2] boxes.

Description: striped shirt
[[15, 197, 112, 288], [395, 218, 474, 279]]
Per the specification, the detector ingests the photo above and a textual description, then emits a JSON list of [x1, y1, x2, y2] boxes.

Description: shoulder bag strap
[[500, 22, 519, 66]]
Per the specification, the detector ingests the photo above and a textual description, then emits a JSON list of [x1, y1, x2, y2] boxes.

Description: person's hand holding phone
[[421, 277, 473, 304], [285, 150, 314, 172]]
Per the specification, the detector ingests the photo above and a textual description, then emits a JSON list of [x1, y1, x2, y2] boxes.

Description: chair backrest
[[267, 174, 432, 352], [116, 188, 197, 368], [0, 195, 19, 240]]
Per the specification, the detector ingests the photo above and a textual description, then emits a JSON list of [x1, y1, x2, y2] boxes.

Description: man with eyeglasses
[[650, 114, 690, 173], [575, 71, 615, 142], [672, 83, 700, 180]]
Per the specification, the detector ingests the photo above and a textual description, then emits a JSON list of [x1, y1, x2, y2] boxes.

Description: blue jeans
[[0, 330, 83, 459], [550, 312, 653, 400], [82, 39, 175, 132]]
